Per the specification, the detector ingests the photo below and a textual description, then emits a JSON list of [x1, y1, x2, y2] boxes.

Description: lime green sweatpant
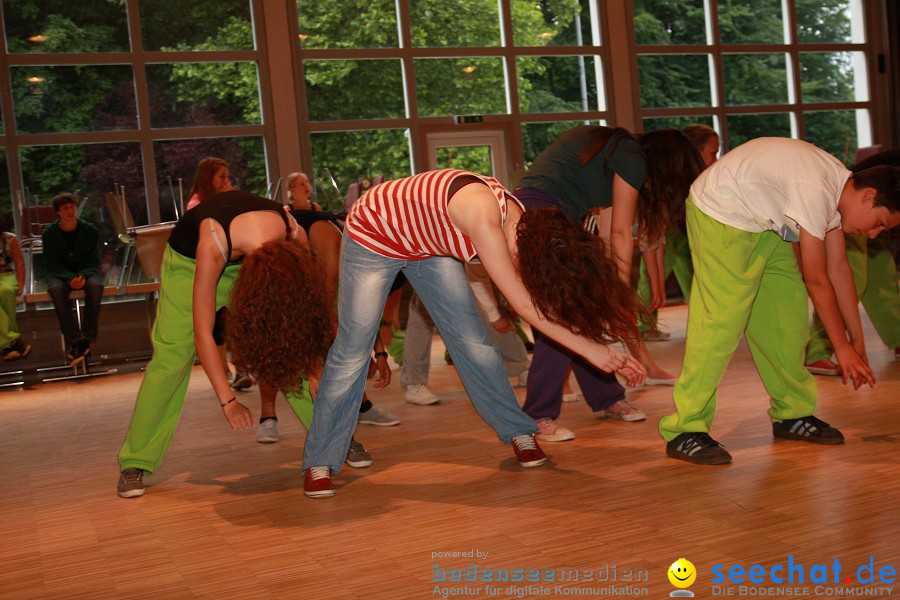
[[805, 233, 899, 362], [0, 272, 21, 349], [637, 227, 693, 332], [118, 247, 243, 473], [659, 199, 817, 442], [117, 247, 317, 473]]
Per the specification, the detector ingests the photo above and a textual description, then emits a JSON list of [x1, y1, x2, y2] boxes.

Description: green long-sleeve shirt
[[41, 219, 101, 282]]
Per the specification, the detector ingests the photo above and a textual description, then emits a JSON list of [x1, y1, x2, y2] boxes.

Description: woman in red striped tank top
[[299, 169, 646, 499]]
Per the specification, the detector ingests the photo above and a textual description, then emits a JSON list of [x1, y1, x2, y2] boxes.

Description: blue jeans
[[302, 235, 538, 473]]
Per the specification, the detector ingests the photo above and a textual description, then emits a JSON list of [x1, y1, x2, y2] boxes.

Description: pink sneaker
[[805, 359, 841, 376], [535, 418, 575, 442], [511, 434, 547, 467], [599, 399, 646, 422]]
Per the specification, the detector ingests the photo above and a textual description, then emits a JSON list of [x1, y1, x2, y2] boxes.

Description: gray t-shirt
[[518, 126, 647, 221]]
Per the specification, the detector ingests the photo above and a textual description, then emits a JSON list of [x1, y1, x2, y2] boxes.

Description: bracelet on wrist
[[373, 351, 388, 359], [220, 397, 236, 408]]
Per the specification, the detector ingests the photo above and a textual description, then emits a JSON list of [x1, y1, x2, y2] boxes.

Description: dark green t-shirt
[[518, 126, 647, 221]]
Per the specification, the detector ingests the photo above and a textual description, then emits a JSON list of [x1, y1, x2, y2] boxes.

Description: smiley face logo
[[668, 558, 697, 588]]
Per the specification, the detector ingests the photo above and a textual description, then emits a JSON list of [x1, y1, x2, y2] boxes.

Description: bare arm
[[193, 223, 254, 428], [609, 174, 640, 284], [643, 245, 666, 311], [449, 191, 645, 385], [465, 262, 512, 333], [797, 228, 873, 388]]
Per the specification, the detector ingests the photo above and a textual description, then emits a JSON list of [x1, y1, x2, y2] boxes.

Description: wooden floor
[[1, 304, 898, 600]]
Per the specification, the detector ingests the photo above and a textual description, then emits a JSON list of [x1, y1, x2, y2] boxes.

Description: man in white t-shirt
[[658, 137, 900, 465]]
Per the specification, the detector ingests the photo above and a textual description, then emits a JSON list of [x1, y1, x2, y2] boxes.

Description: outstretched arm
[[194, 224, 254, 428], [449, 190, 645, 385], [797, 228, 874, 388]]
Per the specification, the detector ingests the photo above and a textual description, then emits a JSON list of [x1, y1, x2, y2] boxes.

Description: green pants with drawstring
[[117, 246, 315, 473], [659, 198, 818, 442], [805, 233, 899, 363]]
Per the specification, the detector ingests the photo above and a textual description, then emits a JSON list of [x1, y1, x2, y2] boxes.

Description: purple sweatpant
[[513, 187, 626, 420]]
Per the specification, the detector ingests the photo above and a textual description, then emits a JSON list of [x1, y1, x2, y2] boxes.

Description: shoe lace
[[121, 469, 142, 482], [616, 399, 636, 411], [308, 466, 330, 480], [513, 434, 537, 451]]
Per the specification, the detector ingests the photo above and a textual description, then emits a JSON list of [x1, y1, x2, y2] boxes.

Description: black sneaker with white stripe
[[773, 415, 844, 445], [666, 432, 732, 465]]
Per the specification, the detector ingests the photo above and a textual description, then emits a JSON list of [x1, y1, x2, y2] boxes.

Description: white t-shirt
[[690, 137, 849, 241]]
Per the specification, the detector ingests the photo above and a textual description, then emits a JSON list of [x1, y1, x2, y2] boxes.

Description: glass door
[[424, 129, 511, 188]]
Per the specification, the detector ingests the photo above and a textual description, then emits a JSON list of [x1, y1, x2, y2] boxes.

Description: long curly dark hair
[[227, 240, 334, 391], [574, 126, 704, 243], [516, 209, 643, 344], [636, 129, 705, 241]]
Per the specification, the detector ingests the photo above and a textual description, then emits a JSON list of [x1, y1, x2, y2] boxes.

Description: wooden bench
[[1, 283, 161, 387]]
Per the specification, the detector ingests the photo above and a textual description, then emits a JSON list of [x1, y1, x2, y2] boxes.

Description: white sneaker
[[256, 418, 280, 443], [405, 385, 441, 405]]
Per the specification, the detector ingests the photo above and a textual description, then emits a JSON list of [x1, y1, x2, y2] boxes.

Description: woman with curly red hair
[[515, 126, 704, 442], [116, 190, 333, 498], [301, 169, 647, 499], [250, 173, 398, 449]]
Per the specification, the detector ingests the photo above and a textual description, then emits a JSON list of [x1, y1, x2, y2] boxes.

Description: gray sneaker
[[345, 439, 373, 468], [117, 468, 145, 498], [256, 418, 280, 443], [357, 405, 401, 426], [231, 372, 253, 390]]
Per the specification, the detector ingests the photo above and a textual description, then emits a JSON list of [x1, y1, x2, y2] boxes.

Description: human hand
[[834, 346, 875, 390], [491, 316, 513, 334], [372, 355, 391, 389], [70, 275, 85, 290], [850, 336, 868, 364], [308, 374, 321, 399], [590, 346, 646, 387], [222, 399, 253, 430]]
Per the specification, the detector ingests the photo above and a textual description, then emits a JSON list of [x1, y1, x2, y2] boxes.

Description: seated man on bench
[[42, 193, 103, 366]]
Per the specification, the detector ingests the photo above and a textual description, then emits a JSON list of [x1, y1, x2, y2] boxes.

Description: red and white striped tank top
[[346, 169, 515, 262]]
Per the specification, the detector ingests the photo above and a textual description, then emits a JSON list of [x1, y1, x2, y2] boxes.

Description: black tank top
[[289, 209, 342, 235], [168, 190, 290, 260]]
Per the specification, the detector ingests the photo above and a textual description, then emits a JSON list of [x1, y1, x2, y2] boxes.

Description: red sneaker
[[511, 434, 547, 467], [303, 467, 335, 498], [805, 359, 841, 376]]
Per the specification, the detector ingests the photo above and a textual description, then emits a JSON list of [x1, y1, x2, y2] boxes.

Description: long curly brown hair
[[516, 209, 644, 344], [636, 129, 706, 241], [227, 240, 334, 391], [574, 126, 704, 243]]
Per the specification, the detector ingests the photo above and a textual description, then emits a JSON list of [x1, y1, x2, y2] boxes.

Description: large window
[[633, 0, 871, 163], [295, 0, 608, 193], [0, 0, 272, 245]]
